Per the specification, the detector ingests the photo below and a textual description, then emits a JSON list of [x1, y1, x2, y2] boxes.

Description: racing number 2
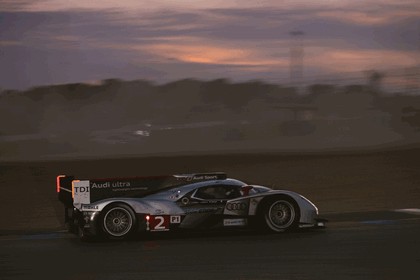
[[150, 216, 169, 231]]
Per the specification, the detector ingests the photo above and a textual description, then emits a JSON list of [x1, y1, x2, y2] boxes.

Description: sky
[[0, 0, 419, 90]]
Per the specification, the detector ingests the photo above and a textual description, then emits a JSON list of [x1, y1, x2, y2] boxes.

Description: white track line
[[395, 208, 420, 215]]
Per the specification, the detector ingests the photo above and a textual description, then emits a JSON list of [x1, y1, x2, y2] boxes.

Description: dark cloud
[[0, 6, 418, 89], [372, 17, 420, 51], [2, 8, 417, 48], [204, 7, 420, 51], [0, 44, 164, 89]]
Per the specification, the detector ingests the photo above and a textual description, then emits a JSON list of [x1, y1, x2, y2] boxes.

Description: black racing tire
[[261, 196, 300, 232], [100, 203, 136, 240]]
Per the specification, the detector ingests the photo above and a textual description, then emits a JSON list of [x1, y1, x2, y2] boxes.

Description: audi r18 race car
[[56, 173, 326, 240]]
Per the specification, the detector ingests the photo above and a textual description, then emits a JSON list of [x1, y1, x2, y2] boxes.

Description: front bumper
[[299, 218, 328, 229]]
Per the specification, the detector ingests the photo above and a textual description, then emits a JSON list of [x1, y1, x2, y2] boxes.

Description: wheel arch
[[101, 201, 136, 212], [255, 194, 301, 231], [256, 194, 300, 217], [98, 201, 138, 239]]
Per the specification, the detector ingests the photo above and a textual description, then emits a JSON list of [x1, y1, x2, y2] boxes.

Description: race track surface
[[1, 149, 419, 279], [1, 212, 419, 280]]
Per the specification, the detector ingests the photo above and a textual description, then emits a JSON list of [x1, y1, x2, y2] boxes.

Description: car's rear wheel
[[101, 203, 136, 239], [262, 197, 299, 232]]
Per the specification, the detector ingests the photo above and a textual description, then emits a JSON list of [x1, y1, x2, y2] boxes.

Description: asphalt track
[[1, 150, 420, 279], [1, 211, 419, 280]]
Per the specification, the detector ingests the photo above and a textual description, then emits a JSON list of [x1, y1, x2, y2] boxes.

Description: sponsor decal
[[73, 186, 89, 193], [170, 216, 181, 224], [149, 215, 170, 231], [199, 200, 220, 204], [82, 205, 99, 210], [73, 180, 91, 206], [223, 219, 247, 226], [226, 202, 247, 211], [175, 173, 225, 182], [91, 181, 132, 188], [184, 207, 218, 214], [187, 175, 219, 181]]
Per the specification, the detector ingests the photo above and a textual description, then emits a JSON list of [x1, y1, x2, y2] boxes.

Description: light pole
[[289, 30, 305, 93]]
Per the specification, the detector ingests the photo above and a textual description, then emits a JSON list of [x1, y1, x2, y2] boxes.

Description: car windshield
[[194, 185, 242, 200]]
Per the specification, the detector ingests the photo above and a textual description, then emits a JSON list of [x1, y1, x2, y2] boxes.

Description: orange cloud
[[316, 7, 420, 26], [101, 36, 289, 69], [147, 41, 292, 69], [98, 37, 418, 76], [307, 48, 419, 72]]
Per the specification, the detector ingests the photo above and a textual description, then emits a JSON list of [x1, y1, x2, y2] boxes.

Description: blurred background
[[1, 0, 419, 161]]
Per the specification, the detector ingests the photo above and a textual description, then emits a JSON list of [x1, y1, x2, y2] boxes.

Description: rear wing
[[56, 172, 227, 209]]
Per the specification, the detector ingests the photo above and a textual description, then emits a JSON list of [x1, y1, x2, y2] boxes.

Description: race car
[[56, 173, 326, 240]]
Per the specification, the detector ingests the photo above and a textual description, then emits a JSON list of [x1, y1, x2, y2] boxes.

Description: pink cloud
[[307, 48, 419, 72]]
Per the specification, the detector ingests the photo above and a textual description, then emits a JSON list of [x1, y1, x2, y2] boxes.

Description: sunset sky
[[1, 0, 419, 90]]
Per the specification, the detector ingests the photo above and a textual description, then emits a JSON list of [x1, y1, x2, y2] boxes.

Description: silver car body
[[72, 177, 321, 235]]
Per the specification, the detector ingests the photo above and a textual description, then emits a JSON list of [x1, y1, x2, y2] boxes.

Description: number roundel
[[149, 216, 170, 231]]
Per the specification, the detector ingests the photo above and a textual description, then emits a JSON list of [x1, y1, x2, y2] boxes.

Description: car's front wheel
[[101, 203, 136, 239], [262, 197, 299, 232]]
